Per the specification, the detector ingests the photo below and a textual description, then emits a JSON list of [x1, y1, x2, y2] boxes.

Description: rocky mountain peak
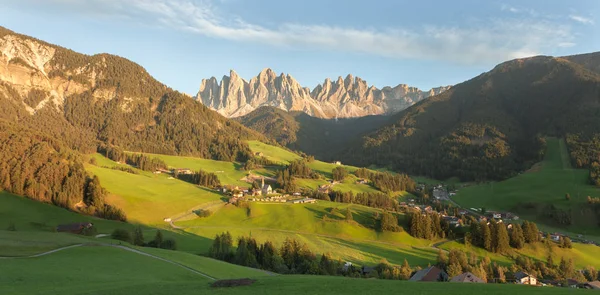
[[196, 69, 451, 118]]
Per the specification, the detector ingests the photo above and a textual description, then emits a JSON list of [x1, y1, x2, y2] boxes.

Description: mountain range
[[197, 69, 450, 118]]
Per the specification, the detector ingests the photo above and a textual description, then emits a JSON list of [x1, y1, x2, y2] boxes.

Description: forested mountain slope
[[238, 106, 392, 160], [0, 26, 268, 161], [342, 54, 600, 181], [0, 26, 269, 219]]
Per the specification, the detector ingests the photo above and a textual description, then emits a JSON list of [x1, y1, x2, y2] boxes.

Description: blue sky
[[1, 0, 598, 95]]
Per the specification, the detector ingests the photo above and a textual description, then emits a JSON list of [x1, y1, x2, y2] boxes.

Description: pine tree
[[153, 230, 163, 248], [345, 208, 353, 222], [133, 226, 144, 246], [436, 250, 448, 269], [399, 259, 412, 280], [447, 262, 463, 278], [481, 222, 492, 252], [510, 225, 525, 249], [495, 224, 510, 253]]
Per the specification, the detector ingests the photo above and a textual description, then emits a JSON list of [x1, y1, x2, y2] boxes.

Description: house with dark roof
[[450, 272, 485, 283], [409, 266, 448, 282], [56, 222, 93, 234], [514, 271, 537, 285]]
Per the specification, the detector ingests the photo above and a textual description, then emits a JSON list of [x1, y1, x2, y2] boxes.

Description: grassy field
[[0, 192, 211, 254], [87, 155, 223, 225], [1, 251, 593, 295], [131, 152, 250, 187], [174, 200, 440, 266], [136, 246, 271, 279], [453, 138, 600, 236]]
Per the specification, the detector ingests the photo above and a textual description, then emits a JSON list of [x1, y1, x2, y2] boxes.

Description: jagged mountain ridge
[[197, 68, 450, 118]]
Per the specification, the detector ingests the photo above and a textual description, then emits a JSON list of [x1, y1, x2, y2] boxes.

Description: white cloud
[[569, 15, 595, 25], [558, 42, 576, 48], [20, 0, 577, 65]]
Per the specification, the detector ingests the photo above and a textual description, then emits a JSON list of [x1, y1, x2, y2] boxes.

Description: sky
[[1, 0, 599, 95]]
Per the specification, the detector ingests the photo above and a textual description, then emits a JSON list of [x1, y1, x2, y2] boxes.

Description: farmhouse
[[333, 161, 342, 165], [409, 266, 448, 282], [514, 272, 537, 285], [450, 272, 485, 283], [56, 222, 93, 234]]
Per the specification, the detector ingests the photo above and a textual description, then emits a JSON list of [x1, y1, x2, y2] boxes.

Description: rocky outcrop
[[197, 69, 451, 118]]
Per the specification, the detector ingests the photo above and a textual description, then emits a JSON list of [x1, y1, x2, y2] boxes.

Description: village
[[220, 177, 317, 205]]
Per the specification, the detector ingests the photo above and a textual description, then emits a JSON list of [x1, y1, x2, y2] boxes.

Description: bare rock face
[[197, 69, 451, 118], [0, 32, 145, 114]]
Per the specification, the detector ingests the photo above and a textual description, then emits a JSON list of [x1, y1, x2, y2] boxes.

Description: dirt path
[[0, 243, 216, 280]]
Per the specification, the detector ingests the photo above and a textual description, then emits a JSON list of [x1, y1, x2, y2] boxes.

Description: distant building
[[409, 266, 448, 282], [514, 272, 537, 285], [56, 222, 93, 235], [260, 177, 272, 195], [333, 161, 342, 165], [584, 281, 600, 290], [450, 272, 485, 283]]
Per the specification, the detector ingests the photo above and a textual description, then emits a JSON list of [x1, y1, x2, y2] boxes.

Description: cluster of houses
[[223, 177, 317, 205], [358, 265, 600, 288]]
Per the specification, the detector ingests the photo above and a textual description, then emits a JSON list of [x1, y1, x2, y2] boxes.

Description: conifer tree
[[133, 226, 144, 246]]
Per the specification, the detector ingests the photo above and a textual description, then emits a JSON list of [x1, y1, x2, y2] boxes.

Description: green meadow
[[0, 192, 209, 254], [87, 155, 223, 225], [175, 200, 438, 266], [0, 248, 593, 295], [453, 138, 600, 236]]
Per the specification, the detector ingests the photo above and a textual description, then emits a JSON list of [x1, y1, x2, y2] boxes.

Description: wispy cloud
[[21, 0, 577, 65], [569, 15, 595, 25]]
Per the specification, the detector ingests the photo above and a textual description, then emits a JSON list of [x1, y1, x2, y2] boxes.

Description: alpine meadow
[[1, 1, 600, 294]]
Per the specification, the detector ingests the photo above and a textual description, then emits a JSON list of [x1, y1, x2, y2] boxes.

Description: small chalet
[[255, 152, 264, 157], [409, 266, 449, 282], [514, 272, 537, 285], [450, 272, 485, 283], [56, 222, 93, 234], [584, 281, 600, 290], [333, 161, 342, 165]]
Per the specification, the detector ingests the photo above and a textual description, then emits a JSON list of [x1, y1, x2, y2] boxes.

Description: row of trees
[[111, 227, 176, 250], [354, 168, 416, 193], [100, 145, 167, 172], [408, 212, 449, 240], [208, 232, 350, 275], [176, 170, 221, 188], [308, 190, 400, 212], [276, 160, 321, 192]]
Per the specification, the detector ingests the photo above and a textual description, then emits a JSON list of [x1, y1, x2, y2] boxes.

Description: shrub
[[160, 238, 177, 250], [111, 228, 132, 243]]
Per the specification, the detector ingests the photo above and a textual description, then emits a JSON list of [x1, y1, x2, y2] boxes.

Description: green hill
[[342, 54, 600, 182], [239, 107, 392, 161], [453, 138, 600, 237]]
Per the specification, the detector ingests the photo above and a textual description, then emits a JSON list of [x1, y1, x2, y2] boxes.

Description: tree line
[[176, 169, 221, 189], [100, 145, 167, 172], [308, 190, 400, 212], [0, 124, 125, 221], [354, 168, 416, 193]]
